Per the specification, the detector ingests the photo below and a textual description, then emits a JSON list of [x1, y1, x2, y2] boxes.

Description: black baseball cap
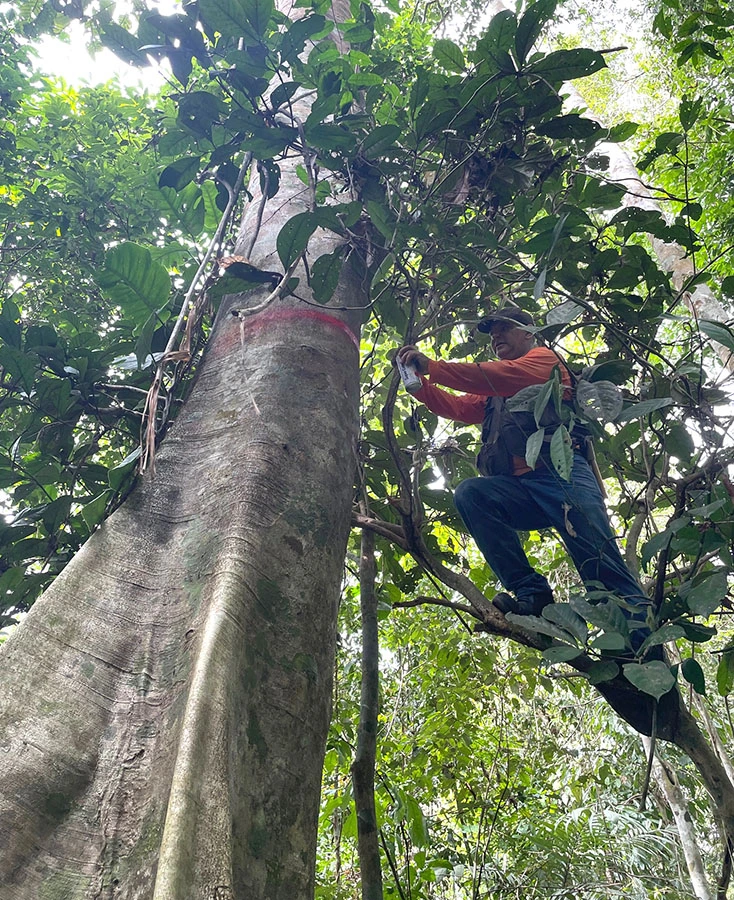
[[477, 305, 535, 333]]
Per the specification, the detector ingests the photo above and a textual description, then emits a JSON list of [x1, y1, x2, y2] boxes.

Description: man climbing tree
[[397, 305, 655, 649]]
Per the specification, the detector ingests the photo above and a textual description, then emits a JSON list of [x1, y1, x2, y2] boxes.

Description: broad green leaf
[[81, 491, 112, 531], [514, 0, 556, 65], [525, 49, 606, 82], [681, 657, 706, 695], [0, 299, 22, 348], [276, 212, 318, 268], [679, 568, 729, 618], [622, 660, 676, 700], [199, 0, 272, 39], [108, 447, 141, 492], [533, 377, 555, 426], [590, 632, 626, 651], [134, 311, 159, 368], [664, 421, 694, 461], [503, 384, 541, 414], [97, 243, 171, 329], [536, 114, 601, 140], [361, 124, 401, 158], [42, 495, 73, 533], [583, 360, 634, 384], [542, 645, 582, 663], [311, 252, 344, 304], [606, 121, 639, 142], [717, 643, 734, 696], [546, 300, 582, 326], [245, 0, 274, 36], [587, 659, 620, 684], [159, 156, 202, 192], [543, 603, 588, 644], [0, 346, 36, 393], [640, 518, 689, 568], [575, 380, 623, 422], [433, 39, 465, 73], [405, 796, 429, 847], [505, 612, 571, 642], [550, 424, 572, 481], [99, 21, 147, 66], [639, 624, 685, 651], [366, 200, 396, 242], [475, 10, 516, 71], [568, 596, 630, 637], [699, 320, 734, 353], [616, 397, 673, 423], [679, 621, 717, 643], [305, 123, 357, 152], [524, 427, 545, 470]]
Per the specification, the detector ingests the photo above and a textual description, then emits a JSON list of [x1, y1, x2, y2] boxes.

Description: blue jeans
[[454, 455, 650, 625]]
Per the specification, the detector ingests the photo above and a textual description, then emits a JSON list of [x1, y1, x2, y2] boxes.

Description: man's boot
[[493, 590, 554, 617]]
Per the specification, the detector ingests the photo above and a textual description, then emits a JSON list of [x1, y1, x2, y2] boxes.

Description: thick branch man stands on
[[398, 306, 651, 648]]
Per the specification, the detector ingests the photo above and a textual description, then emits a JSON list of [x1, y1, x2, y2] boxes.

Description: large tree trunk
[[0, 115, 364, 900]]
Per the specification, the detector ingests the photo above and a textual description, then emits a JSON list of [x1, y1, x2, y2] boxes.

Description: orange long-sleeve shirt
[[413, 347, 572, 474]]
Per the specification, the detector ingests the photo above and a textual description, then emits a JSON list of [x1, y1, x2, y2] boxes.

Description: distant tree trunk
[[0, 9, 365, 895], [351, 527, 384, 900], [643, 738, 715, 900]]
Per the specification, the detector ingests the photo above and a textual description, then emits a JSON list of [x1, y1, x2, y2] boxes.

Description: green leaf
[[311, 252, 344, 304], [276, 212, 317, 268], [433, 39, 465, 73], [524, 428, 545, 470], [616, 397, 673, 423], [550, 424, 572, 481], [159, 156, 202, 192], [244, 0, 274, 36], [536, 114, 601, 140], [640, 518, 689, 568], [99, 21, 147, 66], [546, 300, 582, 325], [680, 621, 716, 643], [586, 659, 620, 684], [717, 645, 734, 696], [81, 490, 112, 531], [639, 624, 685, 651], [525, 49, 607, 82], [505, 612, 573, 642], [532, 377, 555, 426], [0, 299, 22, 348], [575, 380, 623, 422], [97, 243, 171, 330], [699, 319, 734, 354], [108, 447, 141, 492], [366, 200, 396, 242], [543, 603, 588, 644], [514, 0, 556, 65], [590, 632, 626, 651], [622, 660, 676, 700], [569, 596, 630, 638], [361, 124, 401, 158], [679, 568, 729, 618], [0, 345, 36, 393], [583, 360, 634, 384], [42, 495, 73, 533], [475, 10, 517, 71], [606, 121, 639, 142], [681, 657, 706, 695], [304, 123, 357, 152], [542, 644, 582, 663], [199, 0, 272, 39]]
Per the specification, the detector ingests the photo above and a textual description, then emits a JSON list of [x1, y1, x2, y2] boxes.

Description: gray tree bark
[[0, 36, 366, 899]]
